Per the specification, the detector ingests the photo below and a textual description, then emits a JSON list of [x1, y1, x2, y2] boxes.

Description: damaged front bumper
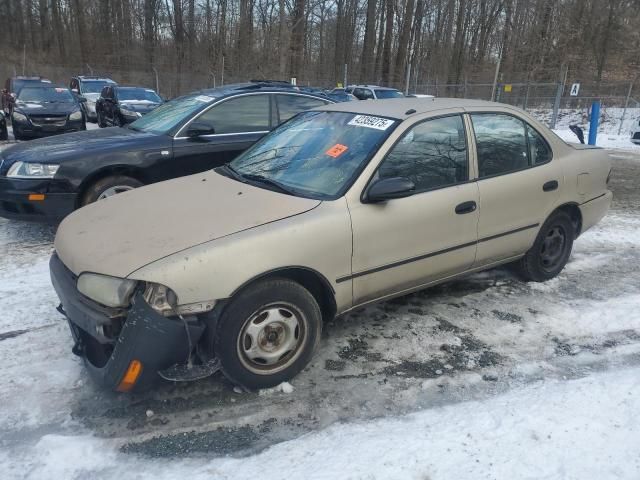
[[49, 253, 206, 392]]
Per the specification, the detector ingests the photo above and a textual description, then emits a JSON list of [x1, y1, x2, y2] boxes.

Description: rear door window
[[471, 113, 529, 178], [276, 94, 328, 123], [195, 94, 270, 134]]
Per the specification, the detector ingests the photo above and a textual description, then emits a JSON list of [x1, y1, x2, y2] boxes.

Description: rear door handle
[[543, 180, 559, 192], [455, 200, 477, 214]]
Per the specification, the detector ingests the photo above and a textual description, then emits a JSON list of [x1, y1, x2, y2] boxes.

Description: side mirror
[[365, 177, 415, 203], [187, 122, 215, 138]]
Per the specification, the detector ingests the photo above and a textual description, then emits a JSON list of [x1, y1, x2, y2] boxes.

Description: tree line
[[1, 0, 639, 95]]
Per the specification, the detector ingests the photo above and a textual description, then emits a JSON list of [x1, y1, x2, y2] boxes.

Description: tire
[[0, 126, 7, 141], [214, 278, 322, 389], [81, 175, 143, 205], [97, 110, 107, 128], [517, 210, 574, 282]]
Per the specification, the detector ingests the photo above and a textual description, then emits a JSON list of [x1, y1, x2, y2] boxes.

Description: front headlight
[[12, 111, 28, 122], [77, 273, 138, 308], [121, 108, 141, 118], [69, 111, 82, 121], [7, 161, 60, 178]]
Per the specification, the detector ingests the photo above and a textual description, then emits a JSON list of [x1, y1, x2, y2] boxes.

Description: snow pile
[[2, 368, 638, 479]]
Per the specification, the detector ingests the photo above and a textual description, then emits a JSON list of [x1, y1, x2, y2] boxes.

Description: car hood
[[82, 93, 100, 102], [54, 170, 321, 278], [120, 101, 161, 113], [15, 101, 78, 116], [0, 127, 155, 174]]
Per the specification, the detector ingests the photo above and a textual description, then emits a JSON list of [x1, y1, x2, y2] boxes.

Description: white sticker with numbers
[[348, 115, 395, 130]]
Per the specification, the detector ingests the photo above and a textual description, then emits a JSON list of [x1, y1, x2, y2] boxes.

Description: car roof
[[76, 76, 116, 82], [189, 82, 332, 100], [318, 97, 504, 120], [349, 85, 399, 91]]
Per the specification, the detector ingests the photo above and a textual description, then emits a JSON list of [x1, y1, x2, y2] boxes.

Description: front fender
[[127, 199, 354, 314]]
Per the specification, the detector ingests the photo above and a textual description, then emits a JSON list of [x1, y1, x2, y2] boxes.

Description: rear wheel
[[81, 175, 143, 206], [214, 278, 322, 389], [518, 211, 574, 282]]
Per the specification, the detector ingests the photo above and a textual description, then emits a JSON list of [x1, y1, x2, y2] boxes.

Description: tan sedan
[[50, 98, 612, 391]]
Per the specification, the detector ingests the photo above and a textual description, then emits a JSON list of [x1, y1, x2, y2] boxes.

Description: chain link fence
[[413, 80, 640, 139]]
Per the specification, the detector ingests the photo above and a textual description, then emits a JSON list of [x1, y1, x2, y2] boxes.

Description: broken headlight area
[[142, 282, 216, 317]]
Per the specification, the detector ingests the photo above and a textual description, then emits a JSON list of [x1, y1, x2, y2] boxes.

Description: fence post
[[588, 101, 600, 145], [152, 67, 159, 94], [463, 77, 467, 98], [524, 80, 530, 110], [550, 64, 567, 129], [491, 51, 502, 102], [404, 62, 411, 95], [618, 81, 634, 135], [344, 63, 348, 89]]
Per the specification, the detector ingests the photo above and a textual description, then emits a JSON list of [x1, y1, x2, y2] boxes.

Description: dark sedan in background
[[96, 86, 163, 127], [0, 81, 332, 222], [11, 85, 86, 140]]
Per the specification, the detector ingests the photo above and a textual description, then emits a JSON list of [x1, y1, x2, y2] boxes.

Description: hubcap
[[237, 303, 306, 375], [540, 225, 566, 270], [97, 185, 135, 200]]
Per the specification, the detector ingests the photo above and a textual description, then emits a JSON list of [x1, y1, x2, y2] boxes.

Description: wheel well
[[76, 166, 147, 207], [235, 268, 337, 323], [555, 203, 582, 237]]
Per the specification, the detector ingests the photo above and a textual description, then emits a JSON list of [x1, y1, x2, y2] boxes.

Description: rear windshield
[[81, 81, 113, 94], [17, 87, 75, 103], [375, 89, 404, 99]]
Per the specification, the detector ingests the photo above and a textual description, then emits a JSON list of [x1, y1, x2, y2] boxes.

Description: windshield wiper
[[240, 173, 297, 195]]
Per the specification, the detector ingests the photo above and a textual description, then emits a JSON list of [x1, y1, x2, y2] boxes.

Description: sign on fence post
[[570, 83, 580, 96]]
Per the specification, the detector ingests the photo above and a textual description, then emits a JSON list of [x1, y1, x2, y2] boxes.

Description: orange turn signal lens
[[116, 359, 143, 392], [28, 194, 45, 201]]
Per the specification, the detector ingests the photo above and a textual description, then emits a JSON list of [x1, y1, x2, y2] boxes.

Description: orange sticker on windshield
[[326, 144, 348, 158]]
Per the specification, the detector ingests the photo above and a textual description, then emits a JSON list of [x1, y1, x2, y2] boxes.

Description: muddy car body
[[50, 98, 612, 391]]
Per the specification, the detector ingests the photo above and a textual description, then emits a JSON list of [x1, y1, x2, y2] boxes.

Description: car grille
[[28, 114, 67, 127]]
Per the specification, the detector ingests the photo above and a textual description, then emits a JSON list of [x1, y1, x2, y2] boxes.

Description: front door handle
[[455, 200, 477, 215], [543, 180, 559, 192]]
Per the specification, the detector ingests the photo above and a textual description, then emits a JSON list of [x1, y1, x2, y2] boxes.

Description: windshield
[[14, 79, 48, 94], [118, 88, 161, 103], [128, 94, 212, 135], [81, 81, 112, 94], [229, 111, 396, 199], [375, 89, 404, 99], [17, 87, 75, 103]]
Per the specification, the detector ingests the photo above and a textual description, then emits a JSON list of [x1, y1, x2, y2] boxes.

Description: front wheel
[[81, 175, 143, 206], [517, 211, 574, 282], [214, 278, 322, 389], [97, 110, 107, 128]]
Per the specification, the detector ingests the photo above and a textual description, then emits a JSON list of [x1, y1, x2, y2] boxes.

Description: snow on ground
[[1, 368, 638, 479]]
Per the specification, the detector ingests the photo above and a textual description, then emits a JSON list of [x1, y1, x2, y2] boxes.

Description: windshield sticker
[[195, 95, 214, 103], [326, 144, 348, 158], [348, 115, 395, 130]]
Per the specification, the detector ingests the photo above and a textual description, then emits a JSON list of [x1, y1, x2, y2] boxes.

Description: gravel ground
[[0, 142, 639, 465]]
